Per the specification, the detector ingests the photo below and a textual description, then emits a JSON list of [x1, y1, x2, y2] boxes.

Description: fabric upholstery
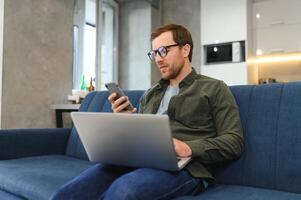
[[0, 128, 70, 159], [176, 185, 301, 200], [215, 83, 301, 194], [0, 190, 25, 200], [275, 82, 301, 193], [213, 85, 253, 184], [1, 83, 301, 199], [0, 155, 92, 200]]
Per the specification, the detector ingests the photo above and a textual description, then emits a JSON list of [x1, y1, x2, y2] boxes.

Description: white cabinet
[[202, 63, 248, 86], [252, 0, 301, 54], [253, 0, 301, 29], [253, 23, 301, 54], [201, 0, 247, 45]]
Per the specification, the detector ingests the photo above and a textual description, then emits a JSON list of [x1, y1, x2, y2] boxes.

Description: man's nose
[[155, 53, 163, 63]]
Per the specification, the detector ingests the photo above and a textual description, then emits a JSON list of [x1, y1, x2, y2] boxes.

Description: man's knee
[[103, 176, 140, 200]]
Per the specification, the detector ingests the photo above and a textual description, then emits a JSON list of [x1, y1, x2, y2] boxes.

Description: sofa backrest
[[215, 82, 301, 194], [65, 90, 144, 160]]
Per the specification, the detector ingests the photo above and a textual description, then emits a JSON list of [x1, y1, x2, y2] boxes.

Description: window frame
[[96, 0, 119, 90], [73, 0, 119, 90]]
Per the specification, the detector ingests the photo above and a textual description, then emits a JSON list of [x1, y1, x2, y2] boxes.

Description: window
[[99, 1, 118, 90], [73, 0, 118, 90], [83, 23, 96, 83], [83, 0, 97, 86]]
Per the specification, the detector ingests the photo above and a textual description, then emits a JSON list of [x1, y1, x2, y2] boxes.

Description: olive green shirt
[[138, 68, 244, 183]]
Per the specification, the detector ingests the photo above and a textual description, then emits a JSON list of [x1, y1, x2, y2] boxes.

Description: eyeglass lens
[[148, 46, 168, 60]]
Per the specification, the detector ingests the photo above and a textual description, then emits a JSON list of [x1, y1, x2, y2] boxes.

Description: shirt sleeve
[[185, 81, 244, 164], [138, 90, 147, 114]]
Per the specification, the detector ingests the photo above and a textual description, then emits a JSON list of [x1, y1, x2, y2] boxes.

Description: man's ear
[[182, 44, 191, 58]]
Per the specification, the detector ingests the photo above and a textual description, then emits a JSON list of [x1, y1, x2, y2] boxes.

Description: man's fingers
[[110, 96, 126, 111], [108, 93, 117, 103], [114, 100, 131, 112], [114, 96, 127, 106], [108, 94, 136, 113], [172, 138, 192, 157]]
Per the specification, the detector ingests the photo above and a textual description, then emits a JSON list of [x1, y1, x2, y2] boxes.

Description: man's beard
[[161, 63, 184, 80]]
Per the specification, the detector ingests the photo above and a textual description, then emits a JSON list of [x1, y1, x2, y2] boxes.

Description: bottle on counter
[[88, 77, 95, 92], [80, 75, 87, 91]]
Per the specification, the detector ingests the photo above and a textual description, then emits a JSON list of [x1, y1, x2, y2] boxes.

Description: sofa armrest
[[0, 128, 71, 160]]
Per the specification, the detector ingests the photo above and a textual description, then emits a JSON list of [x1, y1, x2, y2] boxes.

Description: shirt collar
[[156, 67, 197, 90], [179, 67, 197, 88]]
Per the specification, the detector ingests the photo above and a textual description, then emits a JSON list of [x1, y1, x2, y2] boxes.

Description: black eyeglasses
[[147, 44, 180, 60]]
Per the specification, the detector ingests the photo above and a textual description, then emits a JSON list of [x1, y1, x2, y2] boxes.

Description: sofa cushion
[[214, 85, 253, 183], [176, 185, 301, 200], [65, 90, 144, 159], [0, 155, 93, 200], [275, 82, 301, 193], [215, 83, 301, 194], [0, 190, 24, 200], [216, 84, 281, 186]]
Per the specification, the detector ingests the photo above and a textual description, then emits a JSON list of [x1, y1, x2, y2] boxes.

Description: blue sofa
[[0, 82, 301, 199]]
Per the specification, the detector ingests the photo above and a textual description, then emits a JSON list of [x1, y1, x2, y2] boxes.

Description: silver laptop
[[71, 112, 191, 171]]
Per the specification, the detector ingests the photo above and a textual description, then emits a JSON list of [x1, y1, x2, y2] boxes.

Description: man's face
[[151, 31, 185, 80]]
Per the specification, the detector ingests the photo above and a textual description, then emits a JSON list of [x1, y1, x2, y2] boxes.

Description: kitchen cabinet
[[253, 0, 301, 29], [252, 0, 301, 54], [201, 0, 247, 45], [253, 23, 301, 54], [202, 63, 247, 85]]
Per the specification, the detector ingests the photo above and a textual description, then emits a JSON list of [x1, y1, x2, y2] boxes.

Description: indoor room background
[[0, 0, 300, 128]]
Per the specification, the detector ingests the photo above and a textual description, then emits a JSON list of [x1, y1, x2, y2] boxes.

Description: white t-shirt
[[156, 85, 179, 115]]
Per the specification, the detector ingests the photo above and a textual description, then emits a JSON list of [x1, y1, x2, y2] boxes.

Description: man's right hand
[[108, 93, 137, 113]]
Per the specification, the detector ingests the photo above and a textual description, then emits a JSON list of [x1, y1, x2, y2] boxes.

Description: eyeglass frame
[[147, 43, 182, 60]]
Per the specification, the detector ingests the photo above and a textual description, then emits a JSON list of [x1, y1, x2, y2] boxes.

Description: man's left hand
[[173, 138, 192, 157]]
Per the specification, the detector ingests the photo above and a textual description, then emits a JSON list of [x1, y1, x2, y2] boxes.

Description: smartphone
[[105, 82, 134, 111]]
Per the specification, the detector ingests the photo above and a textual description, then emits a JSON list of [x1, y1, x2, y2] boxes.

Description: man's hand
[[108, 93, 137, 113], [173, 138, 192, 157]]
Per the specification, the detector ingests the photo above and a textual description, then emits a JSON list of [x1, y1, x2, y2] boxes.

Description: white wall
[[0, 0, 4, 127], [119, 1, 151, 90], [202, 63, 248, 85], [200, 0, 257, 85]]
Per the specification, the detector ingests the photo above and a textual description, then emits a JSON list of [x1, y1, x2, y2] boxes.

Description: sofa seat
[[0, 155, 93, 200], [177, 185, 301, 200], [0, 190, 24, 200]]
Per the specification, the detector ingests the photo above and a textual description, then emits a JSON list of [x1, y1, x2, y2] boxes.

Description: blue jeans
[[51, 164, 203, 200]]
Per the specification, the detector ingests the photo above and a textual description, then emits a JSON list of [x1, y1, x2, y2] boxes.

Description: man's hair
[[151, 24, 193, 62]]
